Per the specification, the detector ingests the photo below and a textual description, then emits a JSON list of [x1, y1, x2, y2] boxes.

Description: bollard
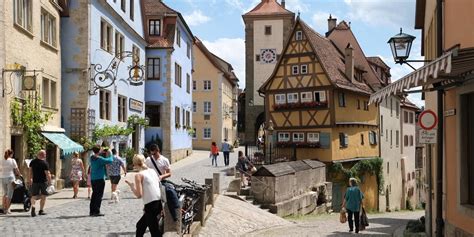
[[195, 190, 207, 226], [205, 178, 214, 206], [212, 173, 220, 195], [163, 202, 182, 236]]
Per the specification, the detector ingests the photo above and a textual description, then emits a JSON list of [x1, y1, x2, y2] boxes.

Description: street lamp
[[388, 28, 429, 70], [265, 119, 274, 164]]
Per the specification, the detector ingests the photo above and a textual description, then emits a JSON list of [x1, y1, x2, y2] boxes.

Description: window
[[176, 28, 181, 47], [175, 63, 182, 87], [204, 80, 211, 90], [129, 0, 134, 20], [101, 19, 113, 52], [186, 74, 190, 93], [132, 45, 140, 63], [204, 101, 211, 114], [361, 134, 364, 145], [390, 130, 393, 146], [357, 99, 360, 110], [278, 132, 290, 142], [363, 101, 369, 111], [307, 133, 320, 143], [390, 98, 393, 116], [41, 9, 57, 47], [14, 0, 32, 32], [146, 104, 160, 127], [409, 112, 414, 124], [381, 115, 384, 136], [115, 31, 125, 58], [265, 25, 272, 35], [296, 30, 303, 40], [396, 102, 400, 117], [410, 135, 414, 146], [293, 133, 304, 142], [203, 128, 211, 139], [387, 162, 390, 174], [275, 94, 286, 105], [292, 65, 299, 75], [300, 92, 312, 103], [287, 93, 298, 103], [192, 102, 196, 112], [386, 129, 388, 142], [255, 55, 260, 61], [314, 91, 326, 102], [120, 0, 126, 12], [149, 20, 160, 36], [147, 58, 160, 80], [404, 135, 409, 147], [175, 106, 180, 127], [338, 92, 346, 107], [339, 133, 349, 148], [192, 128, 197, 139], [192, 80, 196, 91], [404, 111, 409, 123], [118, 95, 127, 122], [187, 41, 191, 58], [182, 109, 186, 127], [369, 131, 377, 145], [460, 92, 474, 205], [99, 90, 111, 120], [41, 78, 57, 108], [396, 130, 399, 147], [300, 65, 308, 74]]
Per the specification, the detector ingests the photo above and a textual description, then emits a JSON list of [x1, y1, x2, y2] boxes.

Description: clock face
[[260, 49, 277, 64], [23, 76, 35, 90]]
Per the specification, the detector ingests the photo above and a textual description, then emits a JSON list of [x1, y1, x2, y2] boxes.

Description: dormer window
[[296, 31, 303, 40], [149, 20, 160, 36]]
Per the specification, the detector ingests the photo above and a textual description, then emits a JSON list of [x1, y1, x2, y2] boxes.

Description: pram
[[10, 176, 31, 212]]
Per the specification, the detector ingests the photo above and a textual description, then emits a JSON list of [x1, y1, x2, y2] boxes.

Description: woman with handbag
[[342, 178, 364, 233], [125, 154, 162, 237], [0, 149, 20, 214], [210, 142, 219, 167]]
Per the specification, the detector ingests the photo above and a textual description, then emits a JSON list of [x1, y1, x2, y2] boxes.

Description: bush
[[121, 148, 135, 171], [406, 219, 425, 233]]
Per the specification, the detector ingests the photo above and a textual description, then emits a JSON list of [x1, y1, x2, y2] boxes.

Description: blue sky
[[165, 0, 424, 107]]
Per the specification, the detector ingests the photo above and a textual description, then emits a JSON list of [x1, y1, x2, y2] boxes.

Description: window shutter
[[369, 131, 374, 145], [320, 133, 330, 149], [344, 134, 349, 147], [374, 131, 378, 144]]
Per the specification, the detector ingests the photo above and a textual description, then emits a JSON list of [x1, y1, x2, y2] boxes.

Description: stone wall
[[170, 148, 193, 164]]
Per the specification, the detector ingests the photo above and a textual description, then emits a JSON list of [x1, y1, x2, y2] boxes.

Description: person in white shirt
[[126, 154, 162, 237], [145, 144, 171, 180], [1, 149, 20, 214]]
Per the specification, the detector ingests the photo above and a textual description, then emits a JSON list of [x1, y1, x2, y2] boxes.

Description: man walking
[[221, 139, 231, 166], [89, 145, 113, 216], [106, 148, 127, 198], [342, 177, 364, 233], [29, 150, 51, 217]]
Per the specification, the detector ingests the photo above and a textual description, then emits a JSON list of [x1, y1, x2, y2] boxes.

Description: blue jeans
[[223, 151, 230, 166], [211, 154, 218, 166]]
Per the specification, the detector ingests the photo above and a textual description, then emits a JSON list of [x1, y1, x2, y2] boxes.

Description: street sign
[[419, 109, 438, 130], [420, 130, 437, 144]]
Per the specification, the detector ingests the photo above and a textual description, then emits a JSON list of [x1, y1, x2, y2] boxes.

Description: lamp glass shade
[[387, 29, 416, 63]]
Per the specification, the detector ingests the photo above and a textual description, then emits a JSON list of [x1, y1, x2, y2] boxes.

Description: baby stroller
[[11, 176, 31, 212]]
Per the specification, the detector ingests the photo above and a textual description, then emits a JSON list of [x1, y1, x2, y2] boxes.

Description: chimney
[[345, 43, 355, 83], [281, 0, 286, 9], [328, 14, 337, 33]]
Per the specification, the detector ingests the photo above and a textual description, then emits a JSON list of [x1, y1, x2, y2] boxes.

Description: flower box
[[273, 101, 328, 110]]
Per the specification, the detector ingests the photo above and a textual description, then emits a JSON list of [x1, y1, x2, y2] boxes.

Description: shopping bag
[[360, 207, 369, 230], [339, 208, 347, 223]]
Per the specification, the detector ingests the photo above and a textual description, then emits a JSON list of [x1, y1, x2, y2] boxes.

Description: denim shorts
[[1, 176, 15, 199]]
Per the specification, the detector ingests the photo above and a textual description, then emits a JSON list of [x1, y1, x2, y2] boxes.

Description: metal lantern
[[388, 28, 416, 64]]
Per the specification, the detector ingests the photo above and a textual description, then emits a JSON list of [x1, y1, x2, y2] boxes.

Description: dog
[[110, 190, 120, 203]]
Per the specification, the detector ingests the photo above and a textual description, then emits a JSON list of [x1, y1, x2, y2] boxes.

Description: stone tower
[[242, 0, 295, 143]]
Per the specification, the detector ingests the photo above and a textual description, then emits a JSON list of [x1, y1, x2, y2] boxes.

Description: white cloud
[[344, 0, 415, 28], [225, 0, 260, 13], [202, 38, 246, 88], [284, 0, 309, 13], [311, 12, 338, 34], [183, 10, 211, 26]]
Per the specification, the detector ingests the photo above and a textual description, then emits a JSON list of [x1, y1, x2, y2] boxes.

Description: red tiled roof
[[148, 37, 173, 48], [367, 57, 391, 70], [244, 0, 293, 16], [142, 0, 177, 16], [401, 98, 420, 110]]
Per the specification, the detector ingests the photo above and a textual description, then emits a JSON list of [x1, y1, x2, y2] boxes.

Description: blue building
[[142, 0, 194, 162], [61, 0, 147, 154]]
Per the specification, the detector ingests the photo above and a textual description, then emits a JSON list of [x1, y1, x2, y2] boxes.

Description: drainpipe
[[435, 0, 444, 236]]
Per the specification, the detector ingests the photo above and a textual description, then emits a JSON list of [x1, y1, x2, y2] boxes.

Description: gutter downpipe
[[435, 0, 444, 236]]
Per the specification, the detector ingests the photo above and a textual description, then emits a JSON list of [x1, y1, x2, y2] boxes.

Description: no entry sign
[[419, 109, 438, 130]]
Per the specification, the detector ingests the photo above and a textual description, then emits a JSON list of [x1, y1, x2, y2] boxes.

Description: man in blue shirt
[[89, 145, 113, 216], [343, 177, 364, 233], [221, 139, 231, 166]]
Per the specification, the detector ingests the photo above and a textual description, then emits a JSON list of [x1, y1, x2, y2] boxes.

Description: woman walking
[[210, 142, 219, 167], [342, 178, 364, 233], [69, 152, 85, 199], [125, 154, 162, 237], [0, 149, 20, 214], [106, 149, 127, 198]]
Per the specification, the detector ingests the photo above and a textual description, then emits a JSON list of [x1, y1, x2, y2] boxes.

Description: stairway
[[225, 186, 271, 213]]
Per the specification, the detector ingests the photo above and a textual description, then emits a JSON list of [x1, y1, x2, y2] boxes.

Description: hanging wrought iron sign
[[89, 51, 145, 95]]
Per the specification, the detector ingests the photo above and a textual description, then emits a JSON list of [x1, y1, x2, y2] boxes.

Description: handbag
[[46, 184, 56, 195], [360, 207, 369, 230], [339, 207, 347, 223]]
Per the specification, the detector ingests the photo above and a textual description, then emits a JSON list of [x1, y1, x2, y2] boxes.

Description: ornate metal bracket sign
[[2, 66, 43, 97], [89, 51, 145, 95]]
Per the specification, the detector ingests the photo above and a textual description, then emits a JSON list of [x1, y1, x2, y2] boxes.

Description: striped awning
[[369, 49, 455, 104]]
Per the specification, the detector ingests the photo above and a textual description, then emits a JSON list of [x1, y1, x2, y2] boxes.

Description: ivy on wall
[[328, 157, 384, 193]]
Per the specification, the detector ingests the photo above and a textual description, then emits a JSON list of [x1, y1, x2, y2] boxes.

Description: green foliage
[[328, 157, 384, 193], [121, 147, 136, 170], [74, 137, 95, 151], [127, 114, 149, 128], [186, 127, 195, 136], [11, 97, 52, 158], [92, 124, 134, 142]]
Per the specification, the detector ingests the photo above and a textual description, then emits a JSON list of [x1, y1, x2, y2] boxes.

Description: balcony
[[273, 101, 328, 111]]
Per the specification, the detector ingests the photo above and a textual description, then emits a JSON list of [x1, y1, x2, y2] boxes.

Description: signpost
[[419, 109, 438, 144]]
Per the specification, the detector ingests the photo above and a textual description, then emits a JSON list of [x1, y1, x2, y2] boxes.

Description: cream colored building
[[192, 37, 238, 150], [0, 0, 78, 189]]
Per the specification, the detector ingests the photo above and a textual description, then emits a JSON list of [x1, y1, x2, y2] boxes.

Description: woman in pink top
[[210, 142, 219, 167]]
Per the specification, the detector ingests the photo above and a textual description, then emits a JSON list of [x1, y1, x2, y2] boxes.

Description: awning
[[370, 46, 474, 104], [41, 132, 84, 155]]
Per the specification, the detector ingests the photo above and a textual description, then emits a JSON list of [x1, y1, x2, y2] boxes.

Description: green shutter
[[320, 133, 331, 149]]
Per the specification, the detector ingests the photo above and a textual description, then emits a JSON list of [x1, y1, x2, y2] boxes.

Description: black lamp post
[[388, 28, 429, 70]]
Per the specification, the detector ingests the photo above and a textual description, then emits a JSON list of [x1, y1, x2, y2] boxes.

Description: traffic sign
[[419, 130, 437, 144], [419, 109, 438, 130]]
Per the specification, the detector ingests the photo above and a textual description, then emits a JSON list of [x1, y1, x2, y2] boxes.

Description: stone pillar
[[205, 178, 214, 207], [212, 173, 220, 195]]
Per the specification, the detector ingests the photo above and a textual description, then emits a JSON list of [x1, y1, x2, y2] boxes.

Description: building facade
[[142, 0, 193, 162], [61, 0, 147, 157], [0, 0, 77, 188], [192, 38, 239, 150], [259, 17, 380, 211], [242, 0, 294, 144]]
